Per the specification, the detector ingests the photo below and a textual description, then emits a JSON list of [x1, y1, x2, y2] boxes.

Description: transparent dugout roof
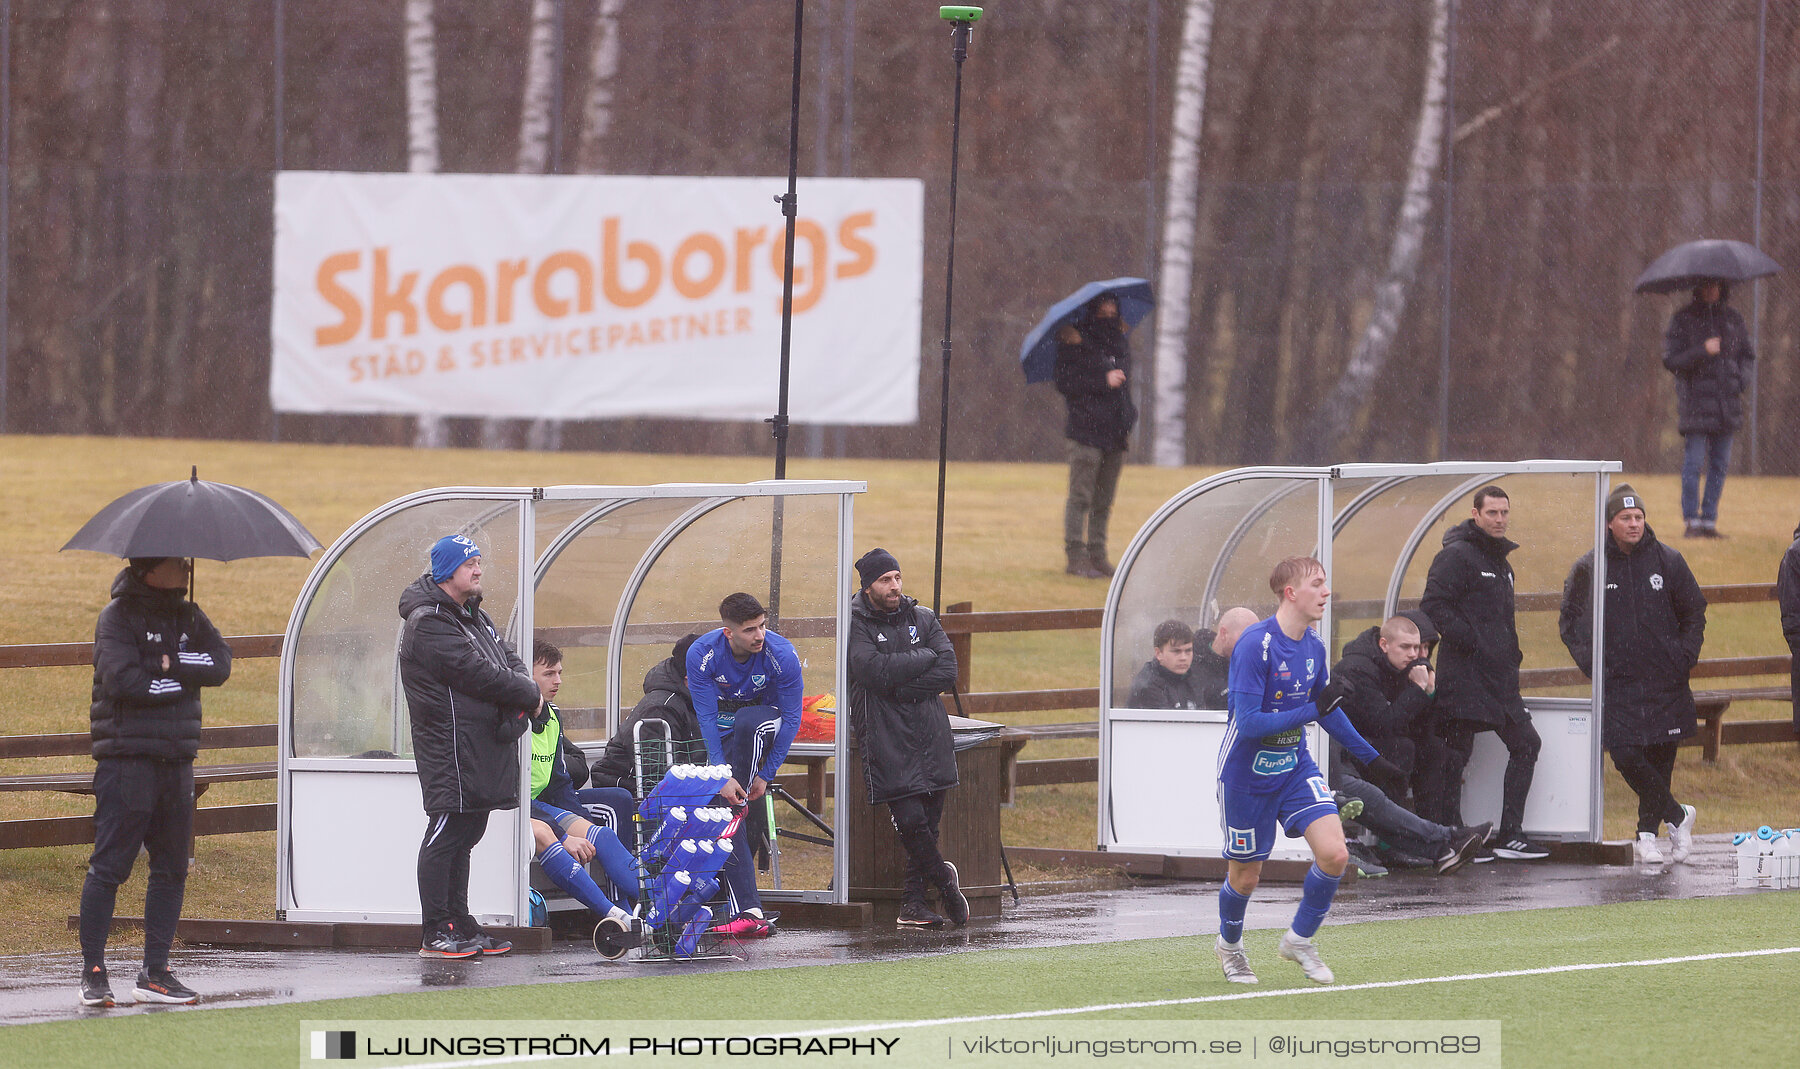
[[281, 482, 863, 759], [1104, 462, 1620, 710]]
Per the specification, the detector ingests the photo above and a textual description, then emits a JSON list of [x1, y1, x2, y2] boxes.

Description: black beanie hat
[[855, 548, 900, 591], [1606, 484, 1644, 523]]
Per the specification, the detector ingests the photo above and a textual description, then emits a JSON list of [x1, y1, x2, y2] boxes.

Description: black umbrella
[[62, 467, 322, 566], [1633, 239, 1781, 295]]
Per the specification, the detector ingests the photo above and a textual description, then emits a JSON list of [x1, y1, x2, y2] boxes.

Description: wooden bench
[[0, 724, 278, 851]]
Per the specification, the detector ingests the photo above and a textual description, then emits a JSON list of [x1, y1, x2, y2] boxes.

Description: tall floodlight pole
[[930, 6, 981, 615], [767, 0, 807, 626]]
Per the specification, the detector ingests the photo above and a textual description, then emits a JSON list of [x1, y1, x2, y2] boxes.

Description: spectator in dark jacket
[[1054, 294, 1137, 578], [1418, 486, 1547, 861], [397, 535, 544, 958], [845, 549, 968, 930], [1126, 609, 1255, 709], [1559, 485, 1706, 866], [1777, 522, 1800, 735], [1128, 620, 1208, 709], [590, 634, 704, 793], [1332, 615, 1435, 792], [79, 557, 231, 1008], [1663, 281, 1755, 538]]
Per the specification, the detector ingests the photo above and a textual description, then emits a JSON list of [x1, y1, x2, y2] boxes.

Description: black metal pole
[[768, 0, 806, 627], [770, 0, 805, 480], [931, 16, 973, 615]]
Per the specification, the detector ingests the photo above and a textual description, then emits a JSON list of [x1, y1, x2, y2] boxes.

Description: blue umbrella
[[1019, 277, 1155, 383]]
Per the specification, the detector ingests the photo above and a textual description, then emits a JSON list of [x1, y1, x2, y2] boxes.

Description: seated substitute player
[[1213, 557, 1405, 986], [525, 641, 642, 940], [687, 592, 805, 938]]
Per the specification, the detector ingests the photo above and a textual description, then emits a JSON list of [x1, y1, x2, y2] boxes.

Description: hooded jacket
[[1777, 522, 1800, 650], [1662, 289, 1756, 436], [1420, 519, 1524, 728], [1053, 306, 1138, 452], [590, 655, 702, 791], [1558, 525, 1706, 748], [1331, 624, 1434, 756], [89, 567, 233, 761], [846, 591, 959, 805], [397, 573, 542, 814]]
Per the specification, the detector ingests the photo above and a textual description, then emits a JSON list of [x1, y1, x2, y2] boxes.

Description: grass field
[[7, 893, 1799, 1067], [3, 435, 1799, 954]]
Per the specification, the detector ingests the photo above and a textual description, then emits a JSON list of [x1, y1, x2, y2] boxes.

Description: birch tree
[[1302, 0, 1450, 461], [406, 0, 448, 448], [576, 0, 624, 175], [502, 0, 561, 451], [1149, 0, 1216, 467]]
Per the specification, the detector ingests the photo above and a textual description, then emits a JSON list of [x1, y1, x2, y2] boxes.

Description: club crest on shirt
[[1650, 573, 1664, 590], [751, 674, 767, 687], [908, 625, 919, 643]]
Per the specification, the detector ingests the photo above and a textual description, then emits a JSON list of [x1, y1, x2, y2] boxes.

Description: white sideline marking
[[387, 945, 1800, 1067]]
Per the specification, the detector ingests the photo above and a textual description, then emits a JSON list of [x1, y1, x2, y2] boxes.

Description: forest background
[[2, 0, 1797, 472]]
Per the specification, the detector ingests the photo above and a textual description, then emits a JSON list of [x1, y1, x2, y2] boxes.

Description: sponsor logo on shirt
[[146, 632, 162, 643], [1251, 750, 1297, 776], [1261, 728, 1302, 748], [1481, 571, 1497, 578]]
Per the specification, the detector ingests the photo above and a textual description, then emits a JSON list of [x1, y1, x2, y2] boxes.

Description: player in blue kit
[[686, 592, 805, 938], [1213, 557, 1406, 986]]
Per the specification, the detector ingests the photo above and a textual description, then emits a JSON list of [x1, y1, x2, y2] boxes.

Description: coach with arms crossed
[[846, 549, 969, 930]]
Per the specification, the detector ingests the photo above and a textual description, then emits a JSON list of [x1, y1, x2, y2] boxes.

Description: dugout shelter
[[275, 481, 862, 927], [1099, 461, 1621, 860]]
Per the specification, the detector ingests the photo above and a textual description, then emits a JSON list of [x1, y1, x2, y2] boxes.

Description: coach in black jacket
[[846, 549, 968, 929], [398, 535, 544, 956], [78, 557, 231, 1006], [1559, 485, 1706, 862], [1417, 486, 1545, 859]]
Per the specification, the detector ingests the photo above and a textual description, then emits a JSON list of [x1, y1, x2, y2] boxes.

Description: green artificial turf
[[10, 892, 1798, 1068]]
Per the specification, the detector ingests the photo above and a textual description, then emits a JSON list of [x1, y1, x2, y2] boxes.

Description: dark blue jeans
[[1681, 432, 1732, 523]]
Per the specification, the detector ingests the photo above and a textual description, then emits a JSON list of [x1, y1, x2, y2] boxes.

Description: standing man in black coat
[[398, 535, 545, 958], [1663, 281, 1755, 538], [78, 557, 231, 1007], [1559, 485, 1706, 865], [1777, 522, 1800, 735], [1418, 486, 1548, 861], [1054, 294, 1137, 578], [845, 549, 969, 930]]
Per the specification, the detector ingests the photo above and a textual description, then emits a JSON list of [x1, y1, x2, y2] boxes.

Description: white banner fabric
[[271, 172, 923, 424]]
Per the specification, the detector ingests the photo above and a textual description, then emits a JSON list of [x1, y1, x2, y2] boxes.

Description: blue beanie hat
[[430, 535, 482, 583]]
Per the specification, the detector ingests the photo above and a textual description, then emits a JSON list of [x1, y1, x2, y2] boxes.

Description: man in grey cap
[[1559, 484, 1706, 865]]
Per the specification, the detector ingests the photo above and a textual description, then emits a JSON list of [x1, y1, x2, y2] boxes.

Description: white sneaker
[[1278, 929, 1334, 984], [1668, 804, 1697, 863], [1634, 832, 1664, 865], [1214, 936, 1258, 984]]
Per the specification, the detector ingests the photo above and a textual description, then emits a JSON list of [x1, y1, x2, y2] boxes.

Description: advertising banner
[[272, 172, 923, 423]]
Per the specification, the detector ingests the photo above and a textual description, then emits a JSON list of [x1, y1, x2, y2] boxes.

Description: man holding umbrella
[[1662, 280, 1755, 538], [1636, 238, 1778, 539], [1055, 294, 1138, 578], [64, 467, 318, 1008], [79, 556, 231, 1007]]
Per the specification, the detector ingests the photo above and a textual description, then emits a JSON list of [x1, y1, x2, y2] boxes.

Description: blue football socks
[[1218, 882, 1251, 945], [539, 841, 620, 917], [583, 824, 642, 904], [1290, 864, 1341, 939]]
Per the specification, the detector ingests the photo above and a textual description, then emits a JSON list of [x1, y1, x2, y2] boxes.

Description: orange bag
[[796, 693, 837, 741]]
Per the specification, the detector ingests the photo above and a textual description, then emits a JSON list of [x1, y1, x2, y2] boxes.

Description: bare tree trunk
[[1149, 0, 1215, 467], [1302, 0, 1449, 461], [485, 0, 564, 452], [406, 0, 448, 448], [576, 0, 624, 175]]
